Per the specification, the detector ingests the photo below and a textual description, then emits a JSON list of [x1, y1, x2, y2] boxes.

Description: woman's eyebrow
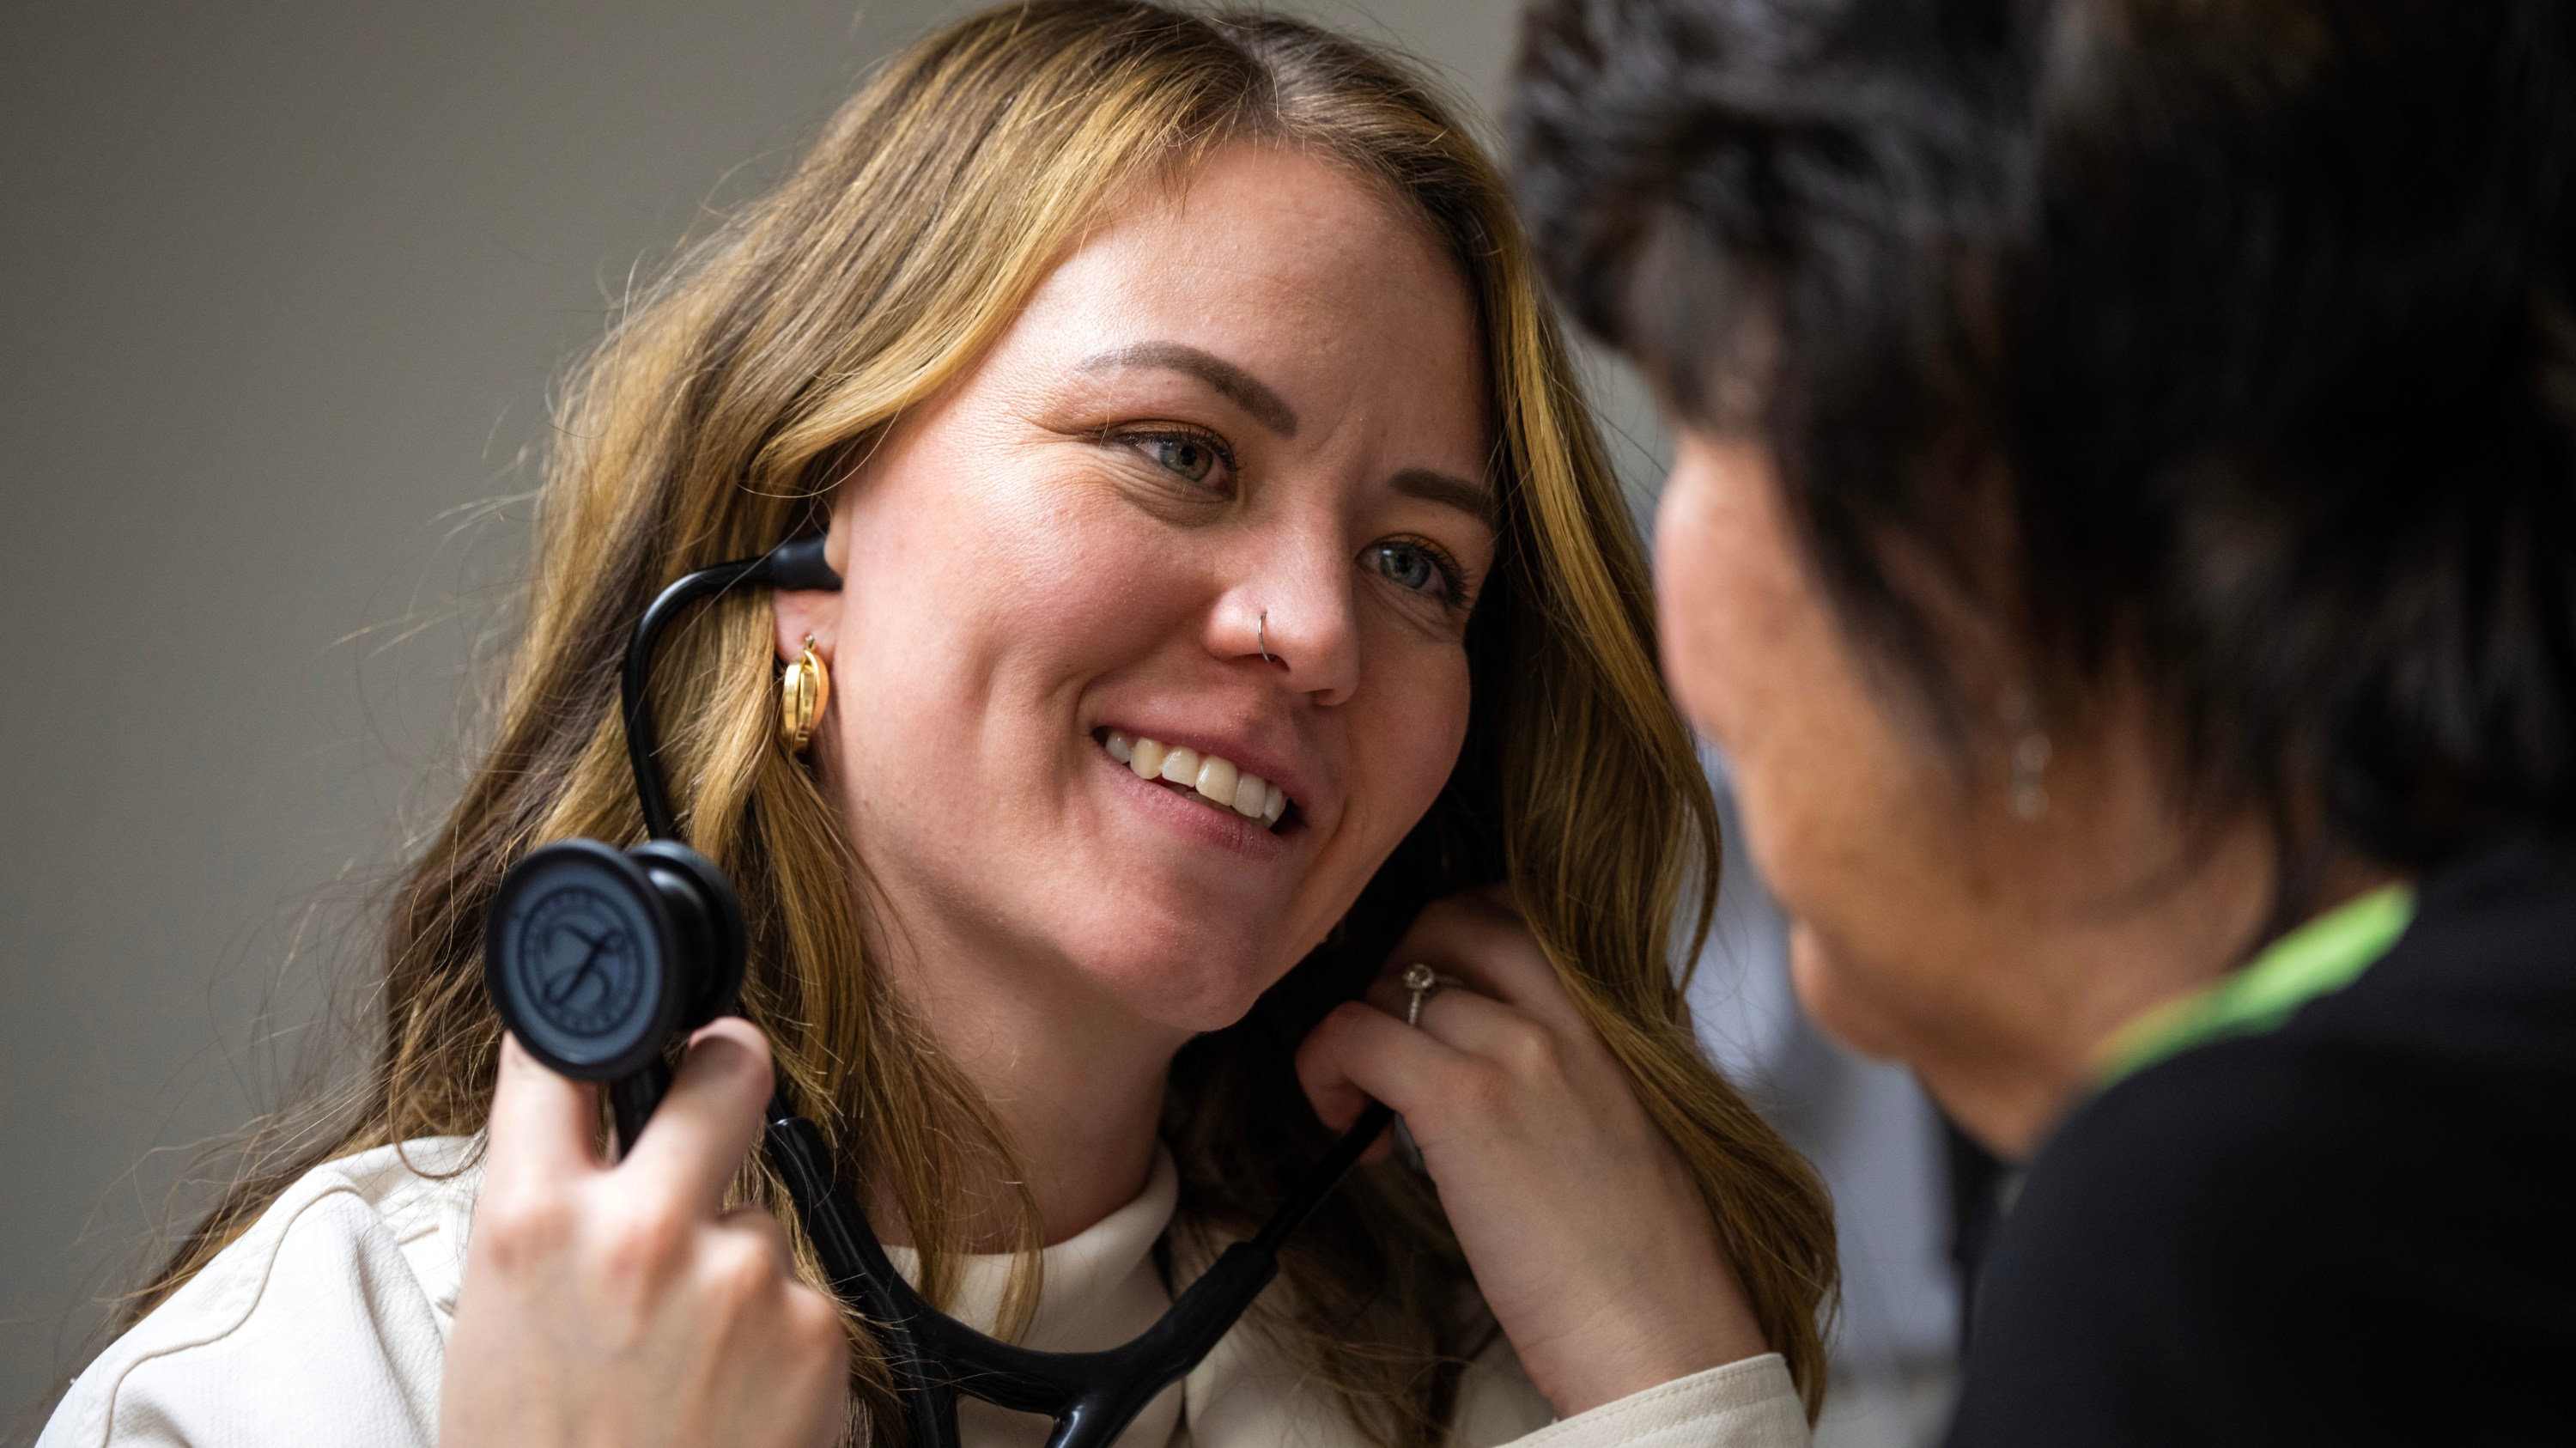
[[1076, 342, 1299, 437], [1074, 343, 1488, 525], [1393, 466, 1498, 530]]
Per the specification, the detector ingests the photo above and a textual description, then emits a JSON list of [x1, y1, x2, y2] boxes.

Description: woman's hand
[[1296, 887, 1771, 1418], [440, 1021, 849, 1448]]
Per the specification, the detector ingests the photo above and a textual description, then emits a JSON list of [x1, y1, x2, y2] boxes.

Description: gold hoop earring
[[780, 636, 830, 755]]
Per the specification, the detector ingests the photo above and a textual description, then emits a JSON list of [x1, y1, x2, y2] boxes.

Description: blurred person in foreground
[[1514, 1, 2576, 1443]]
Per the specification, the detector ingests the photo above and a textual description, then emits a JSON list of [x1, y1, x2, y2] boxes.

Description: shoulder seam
[[85, 1177, 374, 1448]]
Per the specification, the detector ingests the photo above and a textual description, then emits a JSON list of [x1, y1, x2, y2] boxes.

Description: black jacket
[[1947, 837, 2576, 1446]]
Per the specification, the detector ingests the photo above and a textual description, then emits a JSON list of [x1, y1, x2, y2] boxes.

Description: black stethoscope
[[483, 534, 1393, 1448]]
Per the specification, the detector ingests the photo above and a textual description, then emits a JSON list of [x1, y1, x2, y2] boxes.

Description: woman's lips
[[1101, 729, 1291, 828]]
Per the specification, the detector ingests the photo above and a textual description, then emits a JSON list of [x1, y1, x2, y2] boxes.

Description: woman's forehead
[[999, 147, 1487, 449]]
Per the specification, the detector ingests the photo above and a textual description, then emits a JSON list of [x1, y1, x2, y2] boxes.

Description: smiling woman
[[39, 5, 1835, 1448]]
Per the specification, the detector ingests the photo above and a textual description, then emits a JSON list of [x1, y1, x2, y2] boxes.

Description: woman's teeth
[[1103, 730, 1287, 827]]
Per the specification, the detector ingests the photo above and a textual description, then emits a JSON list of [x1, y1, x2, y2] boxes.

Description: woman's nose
[[1214, 542, 1361, 707]]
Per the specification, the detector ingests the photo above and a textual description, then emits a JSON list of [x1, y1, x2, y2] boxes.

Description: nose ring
[[1258, 610, 1270, 663]]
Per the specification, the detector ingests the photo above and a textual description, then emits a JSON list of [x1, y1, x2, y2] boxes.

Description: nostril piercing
[[1258, 610, 1270, 663]]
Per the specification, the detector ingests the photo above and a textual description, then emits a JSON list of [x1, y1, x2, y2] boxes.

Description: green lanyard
[[2095, 884, 2417, 1087]]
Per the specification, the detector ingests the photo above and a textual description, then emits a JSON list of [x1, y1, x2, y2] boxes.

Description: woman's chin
[[1059, 918, 1301, 1035]]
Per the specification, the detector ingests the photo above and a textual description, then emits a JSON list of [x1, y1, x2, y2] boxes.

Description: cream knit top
[[38, 1136, 1807, 1448]]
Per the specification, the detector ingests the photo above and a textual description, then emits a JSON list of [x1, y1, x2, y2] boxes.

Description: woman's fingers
[[484, 1033, 604, 1194], [1298, 994, 1522, 1147], [1381, 889, 1590, 1037], [445, 1019, 848, 1448], [1316, 976, 1590, 1160], [619, 1018, 777, 1214], [1298, 885, 1771, 1421], [1390, 981, 1571, 1086], [1301, 999, 1444, 1118], [1295, 1000, 1455, 1165]]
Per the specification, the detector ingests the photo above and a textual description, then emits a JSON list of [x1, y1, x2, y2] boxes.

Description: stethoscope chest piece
[[485, 837, 746, 1081]]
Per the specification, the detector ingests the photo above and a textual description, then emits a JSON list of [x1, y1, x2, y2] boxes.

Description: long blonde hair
[[134, 3, 1836, 1437]]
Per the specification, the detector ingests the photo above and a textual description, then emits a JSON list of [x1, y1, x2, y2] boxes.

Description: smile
[[1101, 730, 1289, 829]]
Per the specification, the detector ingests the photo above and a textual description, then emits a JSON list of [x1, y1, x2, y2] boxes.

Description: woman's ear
[[773, 507, 848, 662], [773, 587, 837, 663]]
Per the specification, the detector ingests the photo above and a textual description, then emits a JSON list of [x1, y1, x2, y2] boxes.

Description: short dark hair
[[1512, 0, 2576, 879]]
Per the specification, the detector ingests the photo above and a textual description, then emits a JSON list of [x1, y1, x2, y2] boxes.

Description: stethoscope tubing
[[584, 537, 1397, 1448], [607, 1063, 1390, 1448]]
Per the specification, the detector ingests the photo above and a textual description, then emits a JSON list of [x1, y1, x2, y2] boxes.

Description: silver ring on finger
[[1400, 962, 1463, 1027]]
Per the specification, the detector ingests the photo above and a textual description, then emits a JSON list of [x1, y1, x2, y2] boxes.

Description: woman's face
[[1653, 432, 2270, 1153], [777, 144, 1492, 1040]]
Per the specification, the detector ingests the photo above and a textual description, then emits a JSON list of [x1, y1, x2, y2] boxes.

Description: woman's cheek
[[1388, 653, 1473, 822], [1325, 647, 1471, 878]]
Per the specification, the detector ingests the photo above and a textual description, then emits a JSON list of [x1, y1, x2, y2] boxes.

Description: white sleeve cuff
[[1504, 1354, 1810, 1448]]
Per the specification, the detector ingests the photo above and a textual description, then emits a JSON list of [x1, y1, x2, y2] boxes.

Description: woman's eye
[[1097, 426, 1236, 508], [1366, 540, 1447, 597], [1143, 435, 1216, 483]]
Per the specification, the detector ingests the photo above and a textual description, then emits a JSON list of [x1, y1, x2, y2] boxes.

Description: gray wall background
[[0, 0, 1533, 1427]]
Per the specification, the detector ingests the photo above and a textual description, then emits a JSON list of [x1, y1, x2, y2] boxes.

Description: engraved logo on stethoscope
[[515, 886, 645, 1038]]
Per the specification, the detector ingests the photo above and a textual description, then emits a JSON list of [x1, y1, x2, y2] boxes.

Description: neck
[[1930, 833, 2406, 1158], [1922, 820, 2277, 1157], [872, 923, 1187, 1250]]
